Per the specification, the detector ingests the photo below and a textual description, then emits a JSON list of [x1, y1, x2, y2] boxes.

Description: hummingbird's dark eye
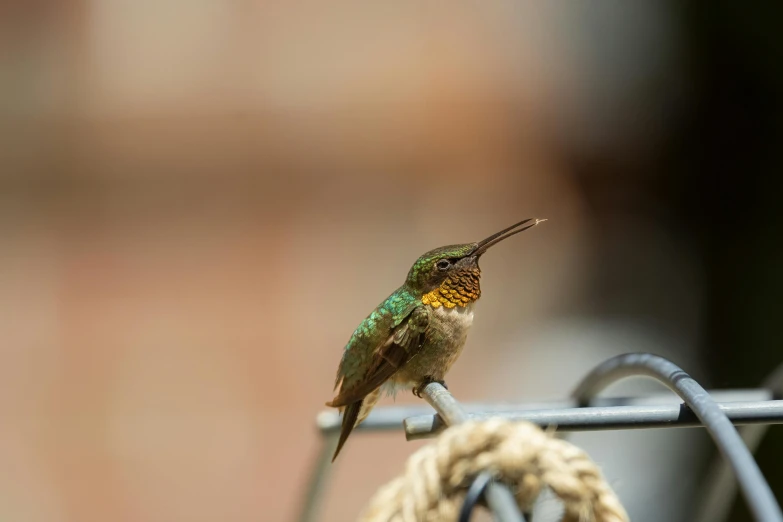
[[436, 259, 451, 271]]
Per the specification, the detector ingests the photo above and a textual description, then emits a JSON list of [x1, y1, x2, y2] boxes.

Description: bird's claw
[[412, 378, 447, 398]]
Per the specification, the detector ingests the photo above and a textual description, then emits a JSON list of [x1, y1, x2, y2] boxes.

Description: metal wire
[[317, 389, 775, 434], [571, 353, 783, 522], [458, 472, 493, 522], [403, 400, 783, 439], [297, 433, 339, 522], [695, 360, 783, 522], [419, 382, 526, 522]]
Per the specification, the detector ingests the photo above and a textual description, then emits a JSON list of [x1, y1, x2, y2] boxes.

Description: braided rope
[[360, 419, 628, 522]]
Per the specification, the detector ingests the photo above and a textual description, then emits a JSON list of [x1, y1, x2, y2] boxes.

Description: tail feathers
[[331, 387, 382, 462], [332, 401, 361, 462]]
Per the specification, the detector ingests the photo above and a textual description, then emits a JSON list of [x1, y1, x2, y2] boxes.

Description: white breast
[[432, 303, 475, 342], [383, 303, 476, 395]]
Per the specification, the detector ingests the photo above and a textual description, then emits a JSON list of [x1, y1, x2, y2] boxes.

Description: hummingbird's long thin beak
[[472, 218, 547, 256]]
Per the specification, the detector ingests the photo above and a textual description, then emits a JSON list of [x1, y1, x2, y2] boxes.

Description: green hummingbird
[[326, 218, 546, 461]]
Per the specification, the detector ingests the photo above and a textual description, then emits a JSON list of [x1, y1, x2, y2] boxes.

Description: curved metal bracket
[[570, 353, 782, 522]]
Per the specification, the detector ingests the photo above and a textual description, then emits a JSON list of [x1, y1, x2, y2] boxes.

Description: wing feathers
[[326, 306, 429, 408]]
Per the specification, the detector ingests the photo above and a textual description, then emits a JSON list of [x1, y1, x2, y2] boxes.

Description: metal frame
[[416, 382, 526, 522], [300, 353, 783, 522]]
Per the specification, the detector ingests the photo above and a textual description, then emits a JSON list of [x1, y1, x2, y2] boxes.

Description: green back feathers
[[335, 287, 418, 388]]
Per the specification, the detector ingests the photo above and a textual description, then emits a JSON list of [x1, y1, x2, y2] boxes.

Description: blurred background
[[1, 2, 782, 521]]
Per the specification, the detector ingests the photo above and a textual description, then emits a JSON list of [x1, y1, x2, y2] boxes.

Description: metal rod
[[695, 360, 783, 522], [422, 381, 470, 423], [296, 433, 339, 522], [403, 400, 783, 440], [419, 382, 526, 522], [458, 472, 493, 522], [570, 353, 783, 522], [317, 389, 774, 434], [485, 479, 529, 522]]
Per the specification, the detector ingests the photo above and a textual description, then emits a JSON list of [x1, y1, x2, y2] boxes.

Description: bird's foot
[[412, 377, 447, 398]]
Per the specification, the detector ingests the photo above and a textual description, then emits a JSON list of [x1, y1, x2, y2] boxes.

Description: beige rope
[[360, 418, 628, 522]]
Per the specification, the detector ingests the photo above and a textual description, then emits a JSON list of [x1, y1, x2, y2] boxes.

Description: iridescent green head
[[404, 218, 545, 307]]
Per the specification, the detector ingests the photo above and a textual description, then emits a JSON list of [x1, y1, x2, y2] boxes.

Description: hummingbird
[[326, 218, 546, 461]]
